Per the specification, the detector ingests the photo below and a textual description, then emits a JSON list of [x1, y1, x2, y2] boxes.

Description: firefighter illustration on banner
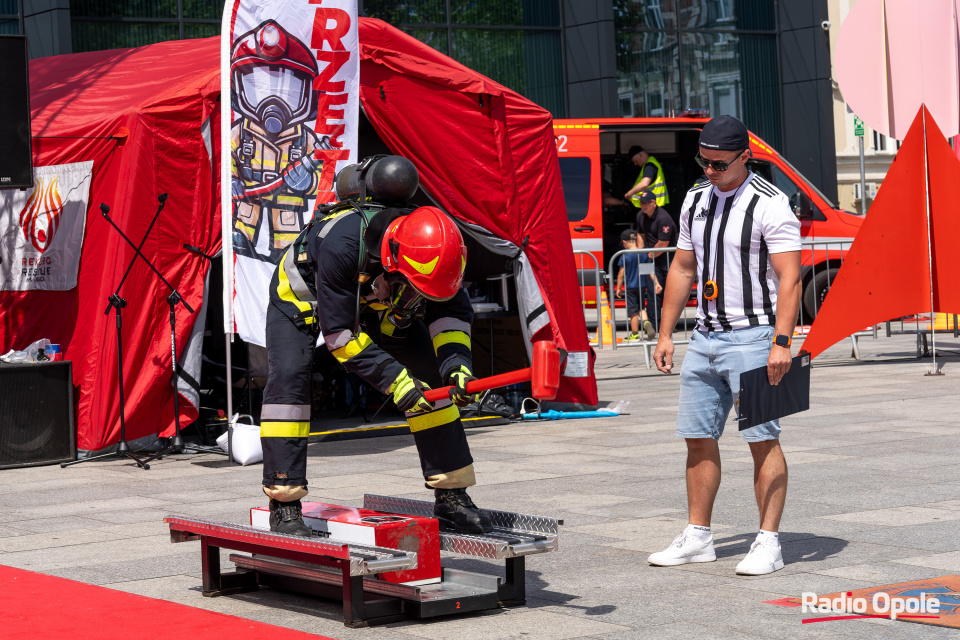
[[230, 20, 333, 263]]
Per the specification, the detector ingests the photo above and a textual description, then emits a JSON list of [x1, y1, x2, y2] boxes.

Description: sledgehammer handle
[[423, 368, 532, 403]]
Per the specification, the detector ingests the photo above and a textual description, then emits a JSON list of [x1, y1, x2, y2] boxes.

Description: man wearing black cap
[[647, 115, 801, 576], [624, 146, 669, 208], [636, 190, 677, 333]]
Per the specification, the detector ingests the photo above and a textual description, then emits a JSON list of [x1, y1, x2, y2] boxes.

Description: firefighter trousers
[[260, 297, 474, 492]]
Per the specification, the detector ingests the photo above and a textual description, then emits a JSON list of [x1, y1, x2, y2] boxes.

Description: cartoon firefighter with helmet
[[231, 19, 333, 262], [260, 154, 494, 536]]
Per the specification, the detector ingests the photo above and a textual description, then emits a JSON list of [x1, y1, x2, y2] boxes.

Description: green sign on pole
[[854, 116, 864, 137]]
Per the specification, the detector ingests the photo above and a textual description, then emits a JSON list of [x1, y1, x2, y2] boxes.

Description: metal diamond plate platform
[[362, 495, 560, 559], [164, 515, 417, 576]]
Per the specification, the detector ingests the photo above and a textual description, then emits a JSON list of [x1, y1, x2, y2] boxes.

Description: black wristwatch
[[774, 334, 792, 348]]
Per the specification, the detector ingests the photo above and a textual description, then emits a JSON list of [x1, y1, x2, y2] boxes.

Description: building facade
[[9, 0, 838, 201]]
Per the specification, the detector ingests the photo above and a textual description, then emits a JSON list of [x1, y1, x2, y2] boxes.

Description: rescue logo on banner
[[223, 0, 359, 346], [0, 161, 93, 291]]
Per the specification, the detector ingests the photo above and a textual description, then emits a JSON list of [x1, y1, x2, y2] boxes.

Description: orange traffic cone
[[590, 290, 619, 346]]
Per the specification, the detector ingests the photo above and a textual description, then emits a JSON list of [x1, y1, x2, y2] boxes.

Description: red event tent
[[0, 20, 597, 453]]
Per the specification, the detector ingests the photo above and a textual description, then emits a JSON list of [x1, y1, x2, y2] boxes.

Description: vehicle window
[[769, 163, 802, 199], [749, 159, 801, 204], [558, 157, 591, 222]]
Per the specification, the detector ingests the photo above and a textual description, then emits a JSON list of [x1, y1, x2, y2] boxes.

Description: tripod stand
[[62, 196, 174, 469]]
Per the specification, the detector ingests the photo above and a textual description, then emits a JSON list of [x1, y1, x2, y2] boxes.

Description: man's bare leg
[[686, 437, 721, 526], [748, 440, 787, 531]]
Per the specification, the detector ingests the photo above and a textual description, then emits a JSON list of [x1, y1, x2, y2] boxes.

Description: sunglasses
[[694, 149, 746, 172]]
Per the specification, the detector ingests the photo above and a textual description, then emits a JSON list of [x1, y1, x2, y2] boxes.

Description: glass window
[[0, 0, 17, 15], [360, 0, 446, 24], [738, 34, 780, 149], [452, 0, 560, 27], [558, 157, 591, 222], [400, 27, 448, 53], [184, 22, 219, 39], [680, 31, 741, 114], [769, 163, 800, 197], [614, 0, 676, 32], [735, 0, 775, 30], [182, 0, 221, 21], [361, 1, 565, 116], [616, 31, 681, 118], [72, 21, 180, 52], [679, 0, 736, 30], [71, 0, 178, 19], [452, 28, 563, 116]]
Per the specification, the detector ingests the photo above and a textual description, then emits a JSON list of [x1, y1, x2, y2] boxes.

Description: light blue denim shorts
[[676, 325, 781, 442]]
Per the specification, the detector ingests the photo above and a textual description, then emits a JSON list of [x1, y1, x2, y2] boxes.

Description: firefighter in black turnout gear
[[260, 155, 492, 537]]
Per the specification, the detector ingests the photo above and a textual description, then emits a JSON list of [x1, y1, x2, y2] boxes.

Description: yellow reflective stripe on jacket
[[432, 330, 471, 352], [407, 403, 460, 433], [380, 313, 397, 337], [276, 249, 314, 318], [332, 332, 373, 363], [260, 421, 311, 438]]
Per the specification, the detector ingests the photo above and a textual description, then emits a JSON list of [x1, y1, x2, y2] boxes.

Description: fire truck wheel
[[802, 267, 839, 321]]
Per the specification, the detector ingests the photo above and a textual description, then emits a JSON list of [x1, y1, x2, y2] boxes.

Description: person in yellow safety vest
[[624, 145, 669, 208]]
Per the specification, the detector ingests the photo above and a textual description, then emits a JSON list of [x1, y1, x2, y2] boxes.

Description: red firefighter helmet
[[230, 20, 319, 134], [381, 207, 467, 301]]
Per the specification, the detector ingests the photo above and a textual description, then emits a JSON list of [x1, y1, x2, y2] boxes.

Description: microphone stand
[[62, 196, 173, 469], [103, 198, 226, 465]]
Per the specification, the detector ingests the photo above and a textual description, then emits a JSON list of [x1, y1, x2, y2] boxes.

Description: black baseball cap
[[699, 115, 749, 150], [638, 190, 656, 203], [627, 145, 645, 157], [621, 229, 638, 242]]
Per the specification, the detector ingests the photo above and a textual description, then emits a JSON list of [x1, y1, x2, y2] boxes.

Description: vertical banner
[[0, 161, 94, 291], [221, 0, 359, 345]]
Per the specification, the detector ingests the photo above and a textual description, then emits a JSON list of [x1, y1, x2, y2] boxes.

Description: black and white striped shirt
[[677, 172, 801, 332]]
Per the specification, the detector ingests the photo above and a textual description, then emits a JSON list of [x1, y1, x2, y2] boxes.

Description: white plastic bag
[[1, 338, 51, 363], [216, 416, 262, 465]]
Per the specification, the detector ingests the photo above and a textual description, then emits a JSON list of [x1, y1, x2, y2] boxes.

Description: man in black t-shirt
[[635, 190, 677, 332]]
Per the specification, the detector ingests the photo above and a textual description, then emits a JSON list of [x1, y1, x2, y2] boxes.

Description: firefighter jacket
[[277, 205, 474, 394]]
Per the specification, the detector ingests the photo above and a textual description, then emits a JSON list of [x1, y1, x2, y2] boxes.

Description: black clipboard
[[736, 353, 811, 430]]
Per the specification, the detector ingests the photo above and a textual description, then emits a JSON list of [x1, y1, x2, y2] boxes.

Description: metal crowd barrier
[[606, 247, 686, 367], [581, 239, 957, 364], [573, 250, 604, 348]]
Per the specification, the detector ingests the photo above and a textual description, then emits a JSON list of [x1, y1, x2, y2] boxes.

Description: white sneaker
[[648, 529, 716, 566], [736, 539, 784, 575]]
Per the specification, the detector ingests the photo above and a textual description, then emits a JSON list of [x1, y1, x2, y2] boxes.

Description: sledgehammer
[[424, 340, 561, 403]]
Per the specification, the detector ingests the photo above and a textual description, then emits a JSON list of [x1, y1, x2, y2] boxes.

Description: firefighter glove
[[390, 369, 434, 415], [283, 155, 317, 191], [446, 365, 480, 407]]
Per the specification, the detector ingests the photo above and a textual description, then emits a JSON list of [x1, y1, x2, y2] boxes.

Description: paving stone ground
[[3, 331, 960, 639]]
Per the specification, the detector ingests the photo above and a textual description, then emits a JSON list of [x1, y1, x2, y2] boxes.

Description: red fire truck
[[555, 116, 862, 319]]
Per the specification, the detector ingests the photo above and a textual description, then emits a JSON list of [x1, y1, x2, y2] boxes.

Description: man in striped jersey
[[647, 115, 801, 576]]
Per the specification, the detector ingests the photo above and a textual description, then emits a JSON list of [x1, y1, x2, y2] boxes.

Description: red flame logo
[[19, 176, 63, 253]]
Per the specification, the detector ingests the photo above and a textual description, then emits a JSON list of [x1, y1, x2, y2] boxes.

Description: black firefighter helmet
[[334, 155, 419, 205]]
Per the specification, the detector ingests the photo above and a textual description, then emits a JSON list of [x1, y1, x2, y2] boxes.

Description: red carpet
[[1, 565, 338, 640]]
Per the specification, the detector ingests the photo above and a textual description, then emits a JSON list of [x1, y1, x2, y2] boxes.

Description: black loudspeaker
[[0, 35, 33, 190], [0, 361, 76, 469]]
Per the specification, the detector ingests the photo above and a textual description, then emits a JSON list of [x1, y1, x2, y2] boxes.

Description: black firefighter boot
[[269, 498, 312, 537], [434, 488, 493, 534]]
